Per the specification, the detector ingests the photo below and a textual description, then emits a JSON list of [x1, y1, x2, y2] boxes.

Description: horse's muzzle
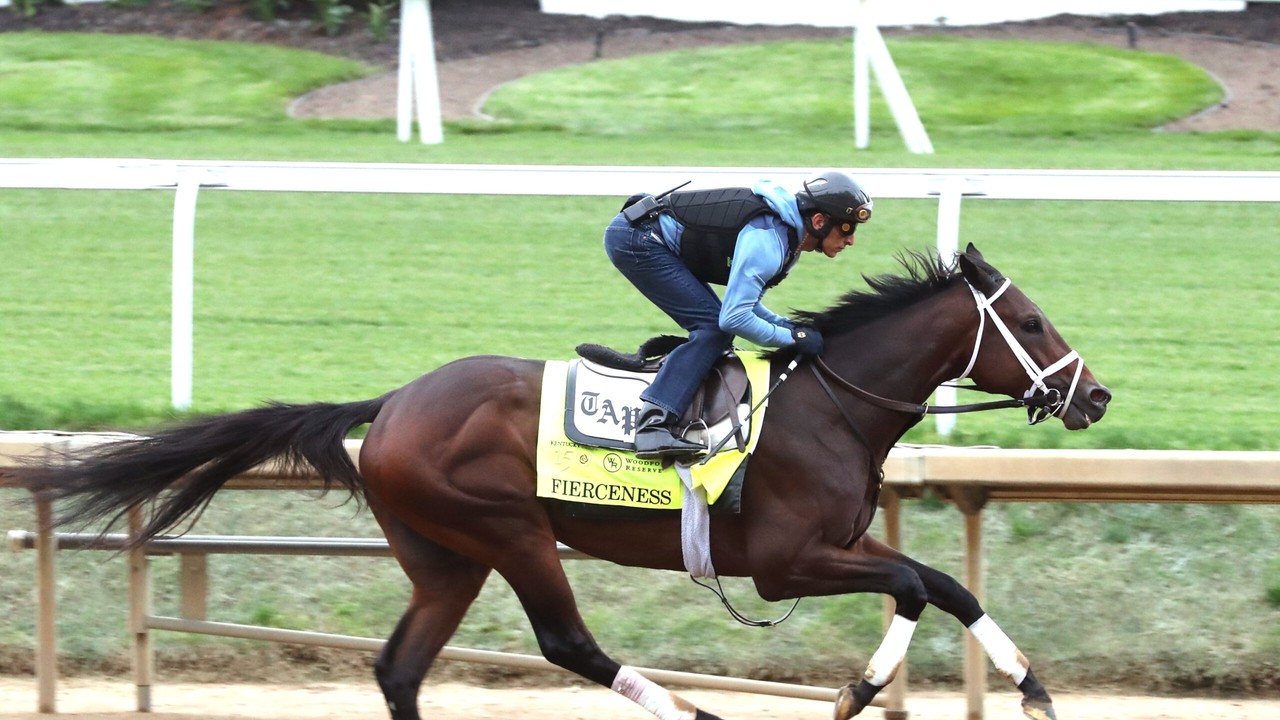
[[1061, 381, 1111, 430]]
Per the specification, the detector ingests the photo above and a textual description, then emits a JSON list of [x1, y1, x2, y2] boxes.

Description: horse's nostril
[[1090, 386, 1112, 406]]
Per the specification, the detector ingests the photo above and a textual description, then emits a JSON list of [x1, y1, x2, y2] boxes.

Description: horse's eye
[[1021, 317, 1043, 334]]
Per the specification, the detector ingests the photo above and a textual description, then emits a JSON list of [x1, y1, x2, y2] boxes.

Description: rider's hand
[[790, 325, 824, 356]]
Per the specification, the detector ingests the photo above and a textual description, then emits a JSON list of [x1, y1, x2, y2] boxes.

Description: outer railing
[[4, 433, 1280, 717]]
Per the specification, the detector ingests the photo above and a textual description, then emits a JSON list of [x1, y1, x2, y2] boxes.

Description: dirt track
[[1, 678, 1278, 720]]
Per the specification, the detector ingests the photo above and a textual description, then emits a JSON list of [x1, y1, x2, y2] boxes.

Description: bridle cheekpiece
[[957, 278, 1084, 425]]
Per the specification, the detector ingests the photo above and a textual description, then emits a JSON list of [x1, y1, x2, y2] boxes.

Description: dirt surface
[[1, 678, 1278, 720], [2, 0, 1278, 131]]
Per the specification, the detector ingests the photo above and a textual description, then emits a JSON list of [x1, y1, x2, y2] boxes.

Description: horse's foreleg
[[757, 543, 928, 720], [833, 613, 918, 720], [968, 615, 1056, 720], [500, 540, 725, 720], [856, 536, 1057, 720]]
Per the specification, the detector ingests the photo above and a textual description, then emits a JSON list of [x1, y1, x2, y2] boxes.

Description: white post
[[853, 0, 870, 149], [397, 0, 444, 144], [861, 22, 934, 154], [171, 170, 201, 411], [396, 3, 414, 142], [934, 177, 964, 435]]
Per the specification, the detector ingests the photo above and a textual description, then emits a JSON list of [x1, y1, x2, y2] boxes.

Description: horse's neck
[[822, 286, 977, 413]]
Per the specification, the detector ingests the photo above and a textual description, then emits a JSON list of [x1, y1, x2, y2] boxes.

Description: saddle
[[574, 336, 752, 452]]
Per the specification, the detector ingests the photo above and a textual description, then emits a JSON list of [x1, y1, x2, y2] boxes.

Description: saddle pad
[[535, 355, 772, 510]]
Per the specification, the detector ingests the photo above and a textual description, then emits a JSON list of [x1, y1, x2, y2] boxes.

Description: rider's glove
[[790, 325, 824, 356]]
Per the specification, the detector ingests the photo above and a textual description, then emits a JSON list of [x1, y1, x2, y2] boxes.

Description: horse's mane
[[781, 248, 969, 347]]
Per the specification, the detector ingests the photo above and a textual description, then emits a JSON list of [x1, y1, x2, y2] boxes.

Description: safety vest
[[662, 187, 800, 287]]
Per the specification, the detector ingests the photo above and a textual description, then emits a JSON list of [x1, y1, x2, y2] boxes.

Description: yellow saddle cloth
[[535, 353, 772, 510]]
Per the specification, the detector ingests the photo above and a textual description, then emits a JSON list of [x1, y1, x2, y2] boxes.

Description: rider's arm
[[718, 219, 794, 348], [753, 301, 792, 328]]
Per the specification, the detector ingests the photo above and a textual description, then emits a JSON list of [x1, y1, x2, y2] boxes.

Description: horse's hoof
[[1022, 697, 1058, 720], [832, 683, 869, 720]]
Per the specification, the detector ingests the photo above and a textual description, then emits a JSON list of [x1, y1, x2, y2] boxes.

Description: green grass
[[0, 30, 1278, 692], [0, 33, 373, 131], [485, 37, 1220, 138]]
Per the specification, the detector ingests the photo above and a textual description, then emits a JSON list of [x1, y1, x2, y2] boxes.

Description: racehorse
[[18, 245, 1109, 720]]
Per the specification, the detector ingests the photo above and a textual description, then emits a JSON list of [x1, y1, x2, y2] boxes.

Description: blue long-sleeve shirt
[[653, 180, 804, 348]]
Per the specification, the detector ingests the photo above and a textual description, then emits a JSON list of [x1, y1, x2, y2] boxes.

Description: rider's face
[[819, 216, 857, 258]]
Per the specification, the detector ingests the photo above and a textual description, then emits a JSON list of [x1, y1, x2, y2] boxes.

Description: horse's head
[[956, 244, 1111, 430]]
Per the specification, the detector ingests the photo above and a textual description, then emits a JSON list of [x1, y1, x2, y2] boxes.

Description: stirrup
[[634, 427, 706, 460]]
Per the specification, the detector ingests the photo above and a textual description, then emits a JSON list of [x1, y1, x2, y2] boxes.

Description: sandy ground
[[1, 678, 1278, 720]]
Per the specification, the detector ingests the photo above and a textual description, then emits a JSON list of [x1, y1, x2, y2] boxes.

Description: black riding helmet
[[795, 170, 873, 240]]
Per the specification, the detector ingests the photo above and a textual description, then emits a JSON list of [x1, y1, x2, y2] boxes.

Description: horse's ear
[[958, 245, 999, 294]]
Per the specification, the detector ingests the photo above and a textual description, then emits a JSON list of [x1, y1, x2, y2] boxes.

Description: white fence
[[3, 159, 1279, 429]]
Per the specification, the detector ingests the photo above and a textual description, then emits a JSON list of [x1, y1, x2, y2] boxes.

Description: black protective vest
[[662, 187, 800, 287]]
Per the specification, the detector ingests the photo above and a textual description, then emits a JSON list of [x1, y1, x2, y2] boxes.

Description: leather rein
[[812, 356, 1062, 419]]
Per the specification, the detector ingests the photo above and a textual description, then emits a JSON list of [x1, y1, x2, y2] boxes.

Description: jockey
[[604, 170, 873, 460]]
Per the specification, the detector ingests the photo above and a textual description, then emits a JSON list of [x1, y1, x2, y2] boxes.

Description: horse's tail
[[20, 395, 389, 548]]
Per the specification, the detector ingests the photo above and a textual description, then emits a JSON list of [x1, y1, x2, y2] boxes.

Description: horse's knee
[[888, 569, 928, 621]]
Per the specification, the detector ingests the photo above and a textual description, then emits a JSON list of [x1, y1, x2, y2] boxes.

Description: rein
[[812, 357, 1061, 417]]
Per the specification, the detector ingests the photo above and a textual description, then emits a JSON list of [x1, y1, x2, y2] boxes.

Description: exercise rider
[[603, 170, 873, 460]]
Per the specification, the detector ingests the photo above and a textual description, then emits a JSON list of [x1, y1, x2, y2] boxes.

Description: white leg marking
[[968, 613, 1030, 684], [863, 614, 918, 686], [612, 666, 698, 720]]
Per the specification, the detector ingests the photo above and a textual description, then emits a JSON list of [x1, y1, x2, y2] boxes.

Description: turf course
[[1, 31, 1278, 692]]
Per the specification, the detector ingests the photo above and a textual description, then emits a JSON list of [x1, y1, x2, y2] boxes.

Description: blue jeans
[[603, 213, 733, 416]]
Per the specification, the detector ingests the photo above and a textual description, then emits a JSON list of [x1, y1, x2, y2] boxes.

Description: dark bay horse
[[20, 245, 1109, 720]]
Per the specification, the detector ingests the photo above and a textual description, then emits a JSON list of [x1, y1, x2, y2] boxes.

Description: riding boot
[[633, 401, 706, 460]]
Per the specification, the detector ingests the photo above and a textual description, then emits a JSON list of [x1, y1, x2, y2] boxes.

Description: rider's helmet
[[795, 170, 873, 238]]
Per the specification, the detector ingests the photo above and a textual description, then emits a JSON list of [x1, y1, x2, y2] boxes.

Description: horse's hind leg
[[372, 511, 490, 720], [499, 540, 725, 720], [853, 535, 1057, 720]]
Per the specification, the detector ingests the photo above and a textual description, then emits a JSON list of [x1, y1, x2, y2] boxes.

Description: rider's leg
[[604, 215, 731, 458]]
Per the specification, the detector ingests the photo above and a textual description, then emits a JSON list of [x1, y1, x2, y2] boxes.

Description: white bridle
[[955, 279, 1084, 425]]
